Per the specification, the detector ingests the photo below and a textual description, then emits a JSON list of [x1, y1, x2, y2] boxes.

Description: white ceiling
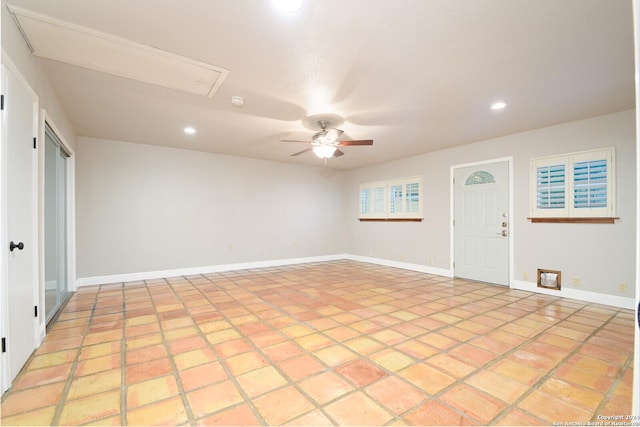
[[4, 0, 635, 169]]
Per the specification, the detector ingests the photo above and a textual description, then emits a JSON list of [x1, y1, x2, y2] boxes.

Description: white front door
[[1, 64, 39, 390], [453, 160, 510, 286]]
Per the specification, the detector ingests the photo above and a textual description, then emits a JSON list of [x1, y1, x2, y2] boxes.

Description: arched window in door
[[465, 171, 495, 185]]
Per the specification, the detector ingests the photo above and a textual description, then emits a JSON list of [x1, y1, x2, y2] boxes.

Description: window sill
[[527, 217, 618, 224], [359, 218, 423, 222]]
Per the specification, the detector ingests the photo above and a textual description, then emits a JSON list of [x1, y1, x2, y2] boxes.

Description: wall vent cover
[[537, 269, 561, 290]]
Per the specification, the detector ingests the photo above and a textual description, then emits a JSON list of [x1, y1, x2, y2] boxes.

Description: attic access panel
[[8, 5, 229, 98]]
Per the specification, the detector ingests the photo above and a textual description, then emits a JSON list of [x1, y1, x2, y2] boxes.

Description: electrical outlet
[[428, 257, 434, 265], [618, 282, 628, 293], [523, 272, 528, 280], [572, 277, 581, 287]]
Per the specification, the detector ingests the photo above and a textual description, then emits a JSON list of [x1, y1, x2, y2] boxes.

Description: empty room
[[1, 0, 638, 426]]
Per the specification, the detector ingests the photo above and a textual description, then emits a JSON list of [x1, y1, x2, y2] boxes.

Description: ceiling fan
[[281, 120, 373, 160]]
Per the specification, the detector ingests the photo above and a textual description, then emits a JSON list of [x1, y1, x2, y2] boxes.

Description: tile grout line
[[488, 304, 625, 425], [213, 271, 354, 426], [6, 260, 632, 426], [461, 297, 605, 424], [109, 264, 629, 425], [51, 286, 100, 426], [214, 264, 572, 425], [146, 277, 198, 425], [217, 266, 512, 425], [589, 308, 635, 420], [196, 267, 584, 426], [181, 274, 269, 426], [480, 298, 588, 424], [385, 285, 574, 425], [355, 283, 583, 425], [192, 270, 343, 423], [119, 283, 128, 426], [220, 267, 401, 424], [206, 267, 394, 425]]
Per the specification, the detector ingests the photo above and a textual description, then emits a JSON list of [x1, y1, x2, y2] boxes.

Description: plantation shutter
[[569, 149, 613, 217], [359, 176, 422, 220], [405, 181, 420, 214], [530, 148, 614, 218], [573, 159, 607, 209], [536, 164, 565, 209], [388, 176, 422, 219], [359, 181, 386, 218], [389, 183, 404, 215]]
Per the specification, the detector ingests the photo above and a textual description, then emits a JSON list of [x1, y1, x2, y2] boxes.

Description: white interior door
[[454, 160, 510, 286], [1, 64, 39, 389]]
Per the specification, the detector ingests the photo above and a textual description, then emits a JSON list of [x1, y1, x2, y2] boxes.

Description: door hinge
[[35, 305, 38, 318], [1, 94, 4, 110], [1, 337, 6, 353], [33, 137, 37, 149]]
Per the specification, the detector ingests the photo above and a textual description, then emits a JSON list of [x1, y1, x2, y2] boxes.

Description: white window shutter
[[530, 147, 615, 219], [359, 176, 422, 220]]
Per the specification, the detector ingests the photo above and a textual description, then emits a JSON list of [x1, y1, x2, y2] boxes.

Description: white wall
[[344, 110, 636, 299], [76, 111, 635, 303], [75, 137, 346, 279], [1, 5, 76, 150]]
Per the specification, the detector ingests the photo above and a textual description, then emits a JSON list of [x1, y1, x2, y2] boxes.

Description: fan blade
[[325, 128, 344, 142], [338, 139, 373, 146], [281, 139, 310, 143], [290, 147, 313, 156], [333, 149, 345, 157]]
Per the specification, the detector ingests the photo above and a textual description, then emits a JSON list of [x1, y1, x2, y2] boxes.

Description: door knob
[[496, 230, 507, 237], [9, 241, 24, 252]]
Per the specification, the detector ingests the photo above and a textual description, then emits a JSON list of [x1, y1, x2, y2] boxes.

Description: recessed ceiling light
[[491, 101, 507, 110], [183, 126, 197, 135], [273, 0, 303, 13]]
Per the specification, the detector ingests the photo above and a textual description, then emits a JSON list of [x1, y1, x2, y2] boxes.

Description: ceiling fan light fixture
[[313, 145, 337, 159], [313, 131, 331, 144]]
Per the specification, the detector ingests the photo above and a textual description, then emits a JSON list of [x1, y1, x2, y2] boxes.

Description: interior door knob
[[9, 241, 24, 252]]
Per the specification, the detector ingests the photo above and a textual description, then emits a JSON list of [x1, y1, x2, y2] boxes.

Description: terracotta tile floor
[[1, 260, 635, 426]]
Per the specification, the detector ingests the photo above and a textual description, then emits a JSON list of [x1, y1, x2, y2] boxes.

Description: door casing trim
[[39, 111, 77, 335]]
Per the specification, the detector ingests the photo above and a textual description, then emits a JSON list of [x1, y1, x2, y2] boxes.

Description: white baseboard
[[344, 254, 453, 278], [510, 279, 635, 310], [75, 254, 348, 287], [76, 256, 632, 310], [37, 321, 45, 345]]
